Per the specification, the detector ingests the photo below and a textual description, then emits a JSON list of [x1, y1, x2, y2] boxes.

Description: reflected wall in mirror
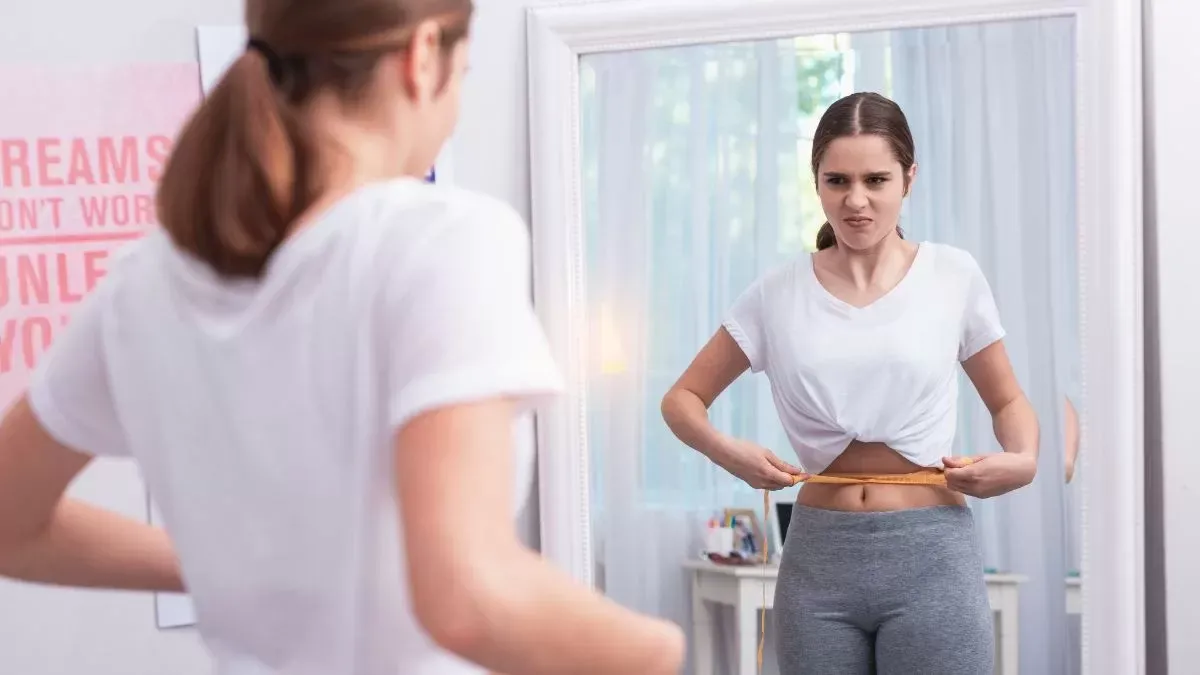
[[579, 19, 1079, 675], [528, 1, 1143, 675]]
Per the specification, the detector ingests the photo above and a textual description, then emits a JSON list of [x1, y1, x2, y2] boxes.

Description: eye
[[867, 176, 889, 184], [825, 176, 846, 185]]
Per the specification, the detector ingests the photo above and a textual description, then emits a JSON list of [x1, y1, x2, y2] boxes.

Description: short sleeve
[[385, 203, 564, 429], [722, 279, 767, 373], [958, 254, 1006, 362], [26, 282, 127, 457]]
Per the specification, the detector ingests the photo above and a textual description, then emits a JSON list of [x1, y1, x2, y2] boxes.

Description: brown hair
[[156, 0, 474, 278], [811, 92, 915, 251]]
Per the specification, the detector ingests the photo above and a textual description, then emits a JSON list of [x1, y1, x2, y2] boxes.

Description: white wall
[[0, 0, 546, 673], [1144, 0, 1197, 672]]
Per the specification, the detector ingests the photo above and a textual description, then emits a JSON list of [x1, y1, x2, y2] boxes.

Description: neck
[[828, 231, 914, 290], [283, 110, 426, 242], [323, 125, 424, 189], [308, 94, 429, 192]]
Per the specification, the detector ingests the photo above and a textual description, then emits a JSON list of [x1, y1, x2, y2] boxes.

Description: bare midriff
[[795, 440, 966, 512]]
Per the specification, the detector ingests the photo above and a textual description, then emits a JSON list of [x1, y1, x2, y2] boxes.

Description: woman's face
[[816, 134, 915, 251]]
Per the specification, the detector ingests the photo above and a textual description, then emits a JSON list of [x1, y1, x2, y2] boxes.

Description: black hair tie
[[246, 37, 287, 86]]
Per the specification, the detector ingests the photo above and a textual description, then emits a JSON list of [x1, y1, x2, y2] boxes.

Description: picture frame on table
[[722, 508, 768, 562]]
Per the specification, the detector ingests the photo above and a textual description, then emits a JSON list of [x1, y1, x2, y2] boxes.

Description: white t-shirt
[[26, 178, 563, 675], [723, 242, 1004, 474]]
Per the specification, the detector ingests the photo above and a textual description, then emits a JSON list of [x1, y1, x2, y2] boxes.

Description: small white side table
[[683, 560, 1026, 675]]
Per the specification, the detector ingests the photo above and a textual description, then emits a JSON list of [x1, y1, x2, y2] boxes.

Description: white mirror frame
[[527, 0, 1145, 673]]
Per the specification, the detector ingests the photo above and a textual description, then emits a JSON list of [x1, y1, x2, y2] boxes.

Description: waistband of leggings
[[789, 503, 973, 534]]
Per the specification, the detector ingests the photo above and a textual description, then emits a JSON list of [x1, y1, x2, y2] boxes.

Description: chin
[[837, 228, 892, 251]]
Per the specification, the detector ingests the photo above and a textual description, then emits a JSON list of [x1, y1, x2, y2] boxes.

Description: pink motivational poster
[[0, 63, 201, 414]]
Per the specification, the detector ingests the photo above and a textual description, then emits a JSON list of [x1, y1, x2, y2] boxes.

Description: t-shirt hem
[[959, 328, 1006, 362], [389, 365, 565, 430], [26, 378, 121, 457], [721, 319, 762, 373]]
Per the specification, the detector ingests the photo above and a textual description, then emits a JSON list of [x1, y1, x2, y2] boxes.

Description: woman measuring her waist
[[797, 441, 965, 511], [662, 92, 1038, 675]]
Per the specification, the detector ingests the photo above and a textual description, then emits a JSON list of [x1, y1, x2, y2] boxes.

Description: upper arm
[[25, 281, 126, 458], [962, 341, 1023, 415], [385, 204, 562, 621], [668, 278, 766, 407], [956, 251, 1017, 413], [0, 282, 123, 546], [0, 398, 92, 547], [957, 253, 1006, 363], [1064, 396, 1080, 481], [669, 328, 751, 408], [721, 280, 768, 374], [395, 399, 522, 636]]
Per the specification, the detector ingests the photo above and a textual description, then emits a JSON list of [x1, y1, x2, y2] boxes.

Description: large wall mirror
[[528, 1, 1143, 674]]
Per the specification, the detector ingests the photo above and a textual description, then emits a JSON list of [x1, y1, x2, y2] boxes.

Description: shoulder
[[360, 179, 529, 256], [80, 230, 172, 311], [922, 242, 985, 281], [749, 253, 809, 298], [351, 181, 532, 308]]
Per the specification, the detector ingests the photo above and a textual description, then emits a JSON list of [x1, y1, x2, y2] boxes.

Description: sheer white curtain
[[581, 40, 807, 674], [888, 17, 1079, 675]]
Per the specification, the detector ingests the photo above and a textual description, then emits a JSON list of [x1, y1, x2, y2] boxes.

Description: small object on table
[[705, 551, 760, 566]]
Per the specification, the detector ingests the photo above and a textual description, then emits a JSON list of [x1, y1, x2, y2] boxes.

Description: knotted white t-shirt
[[723, 243, 1004, 474]]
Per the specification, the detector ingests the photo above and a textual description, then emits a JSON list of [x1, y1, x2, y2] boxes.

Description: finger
[[753, 462, 799, 490], [767, 477, 793, 490], [765, 469, 798, 490], [942, 456, 975, 469], [748, 476, 787, 490], [945, 475, 972, 494], [765, 453, 804, 475], [947, 465, 979, 480]]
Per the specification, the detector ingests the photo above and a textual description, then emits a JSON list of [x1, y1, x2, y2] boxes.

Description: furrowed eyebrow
[[822, 171, 893, 179]]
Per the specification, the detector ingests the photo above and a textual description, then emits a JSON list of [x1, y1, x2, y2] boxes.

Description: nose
[[845, 184, 869, 210]]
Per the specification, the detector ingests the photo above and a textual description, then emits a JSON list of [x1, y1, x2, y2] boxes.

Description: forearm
[[0, 499, 184, 592], [992, 395, 1039, 480], [434, 543, 682, 675], [662, 389, 734, 462]]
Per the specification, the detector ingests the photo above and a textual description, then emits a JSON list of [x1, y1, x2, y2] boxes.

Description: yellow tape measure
[[793, 467, 956, 486]]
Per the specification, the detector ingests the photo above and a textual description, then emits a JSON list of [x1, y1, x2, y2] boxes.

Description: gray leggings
[[774, 504, 994, 674]]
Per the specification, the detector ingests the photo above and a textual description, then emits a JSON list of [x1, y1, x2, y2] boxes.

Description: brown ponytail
[[815, 222, 836, 251], [155, 0, 475, 279], [156, 54, 313, 278]]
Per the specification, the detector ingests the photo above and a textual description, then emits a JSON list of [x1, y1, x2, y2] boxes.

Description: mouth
[[843, 217, 874, 227]]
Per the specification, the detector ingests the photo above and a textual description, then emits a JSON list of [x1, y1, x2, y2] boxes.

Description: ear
[[904, 162, 919, 195], [398, 19, 446, 102]]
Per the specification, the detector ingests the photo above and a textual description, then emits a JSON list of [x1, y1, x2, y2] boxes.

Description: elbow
[[409, 546, 523, 663], [0, 521, 44, 566], [412, 573, 492, 659], [660, 389, 680, 426], [661, 388, 696, 438], [421, 609, 488, 660], [661, 385, 700, 422]]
